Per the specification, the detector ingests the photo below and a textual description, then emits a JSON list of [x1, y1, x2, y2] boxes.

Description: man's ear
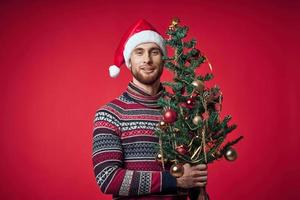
[[128, 59, 132, 68]]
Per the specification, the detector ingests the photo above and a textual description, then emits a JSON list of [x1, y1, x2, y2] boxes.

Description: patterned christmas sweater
[[92, 82, 187, 200]]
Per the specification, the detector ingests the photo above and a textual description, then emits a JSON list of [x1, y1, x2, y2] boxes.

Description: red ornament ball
[[202, 111, 209, 121], [186, 98, 195, 109], [163, 109, 177, 123], [176, 145, 188, 155], [213, 91, 221, 99], [215, 103, 222, 112]]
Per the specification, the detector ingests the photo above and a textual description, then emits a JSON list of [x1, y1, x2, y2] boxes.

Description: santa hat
[[109, 19, 166, 78]]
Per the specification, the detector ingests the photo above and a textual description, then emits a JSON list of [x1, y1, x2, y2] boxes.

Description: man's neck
[[132, 79, 161, 96]]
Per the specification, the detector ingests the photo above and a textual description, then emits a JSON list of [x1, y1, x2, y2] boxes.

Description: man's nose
[[143, 52, 152, 64]]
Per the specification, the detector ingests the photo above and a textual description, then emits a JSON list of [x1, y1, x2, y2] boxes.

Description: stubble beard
[[131, 65, 163, 85]]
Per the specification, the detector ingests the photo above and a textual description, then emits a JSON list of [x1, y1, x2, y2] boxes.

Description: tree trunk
[[197, 187, 209, 200]]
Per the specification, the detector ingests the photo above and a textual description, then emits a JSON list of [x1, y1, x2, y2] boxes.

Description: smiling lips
[[142, 68, 155, 73], [140, 65, 156, 73]]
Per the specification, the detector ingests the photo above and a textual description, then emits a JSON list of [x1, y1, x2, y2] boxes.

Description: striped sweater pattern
[[92, 82, 186, 200]]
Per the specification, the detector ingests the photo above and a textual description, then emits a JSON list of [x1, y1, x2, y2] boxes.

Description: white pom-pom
[[109, 65, 120, 78]]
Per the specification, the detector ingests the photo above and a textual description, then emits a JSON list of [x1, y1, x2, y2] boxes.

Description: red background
[[1, 1, 299, 199]]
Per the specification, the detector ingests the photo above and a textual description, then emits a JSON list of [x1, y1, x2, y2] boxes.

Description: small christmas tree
[[155, 18, 243, 200]]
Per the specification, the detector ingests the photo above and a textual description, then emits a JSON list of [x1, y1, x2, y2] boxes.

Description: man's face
[[129, 42, 164, 85]]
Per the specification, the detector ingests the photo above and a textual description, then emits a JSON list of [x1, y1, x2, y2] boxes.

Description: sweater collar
[[126, 81, 163, 108]]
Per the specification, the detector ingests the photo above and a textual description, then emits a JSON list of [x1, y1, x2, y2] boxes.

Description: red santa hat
[[109, 19, 166, 78]]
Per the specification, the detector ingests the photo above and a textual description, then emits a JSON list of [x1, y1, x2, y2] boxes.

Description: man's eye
[[152, 50, 159, 55], [136, 51, 143, 55]]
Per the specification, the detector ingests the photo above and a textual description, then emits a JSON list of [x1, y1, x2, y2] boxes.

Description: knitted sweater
[[92, 82, 187, 200]]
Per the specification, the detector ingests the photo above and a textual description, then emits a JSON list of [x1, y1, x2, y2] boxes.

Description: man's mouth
[[142, 68, 155, 72], [141, 66, 155, 73]]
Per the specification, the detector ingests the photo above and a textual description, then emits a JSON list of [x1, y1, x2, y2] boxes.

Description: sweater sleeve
[[92, 109, 177, 196]]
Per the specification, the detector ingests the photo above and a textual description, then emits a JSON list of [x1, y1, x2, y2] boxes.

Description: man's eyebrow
[[133, 48, 144, 51], [150, 47, 161, 51], [133, 47, 161, 51]]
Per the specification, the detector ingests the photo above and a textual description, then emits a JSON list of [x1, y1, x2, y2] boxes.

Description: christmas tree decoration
[[168, 17, 179, 31], [156, 153, 163, 161], [202, 111, 209, 121], [213, 91, 221, 99], [186, 97, 195, 109], [224, 148, 238, 161], [163, 109, 178, 123], [202, 112, 209, 121], [192, 80, 205, 93], [170, 163, 184, 178], [192, 115, 202, 125], [173, 127, 180, 133], [158, 121, 167, 130], [212, 151, 222, 159], [156, 153, 168, 164], [155, 18, 244, 200], [176, 145, 188, 155], [215, 103, 222, 112]]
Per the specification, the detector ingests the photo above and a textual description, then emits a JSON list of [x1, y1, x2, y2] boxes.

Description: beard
[[131, 64, 163, 85]]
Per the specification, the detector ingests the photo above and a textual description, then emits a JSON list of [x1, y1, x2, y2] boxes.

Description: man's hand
[[176, 163, 208, 189]]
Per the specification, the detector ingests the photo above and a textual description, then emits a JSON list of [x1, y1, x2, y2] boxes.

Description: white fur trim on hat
[[123, 30, 166, 68], [109, 65, 120, 78]]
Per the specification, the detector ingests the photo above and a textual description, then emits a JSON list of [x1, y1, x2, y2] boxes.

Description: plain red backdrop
[[1, 0, 299, 199]]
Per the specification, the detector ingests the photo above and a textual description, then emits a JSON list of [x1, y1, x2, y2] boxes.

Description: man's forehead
[[134, 42, 160, 50]]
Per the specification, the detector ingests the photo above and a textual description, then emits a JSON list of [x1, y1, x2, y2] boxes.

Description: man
[[92, 19, 208, 200]]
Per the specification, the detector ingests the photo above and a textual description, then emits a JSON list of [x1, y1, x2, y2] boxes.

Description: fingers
[[194, 175, 208, 187], [193, 176, 208, 182], [190, 164, 208, 178], [178, 164, 209, 189], [191, 170, 208, 177], [192, 164, 207, 170], [194, 182, 207, 187], [177, 164, 208, 189]]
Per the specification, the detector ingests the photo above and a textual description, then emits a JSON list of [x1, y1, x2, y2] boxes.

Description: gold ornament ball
[[192, 115, 202, 125], [156, 153, 163, 160], [156, 153, 162, 162], [224, 148, 238, 161], [192, 80, 205, 93], [170, 163, 184, 178], [158, 121, 167, 130], [156, 153, 167, 163], [173, 128, 180, 133]]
